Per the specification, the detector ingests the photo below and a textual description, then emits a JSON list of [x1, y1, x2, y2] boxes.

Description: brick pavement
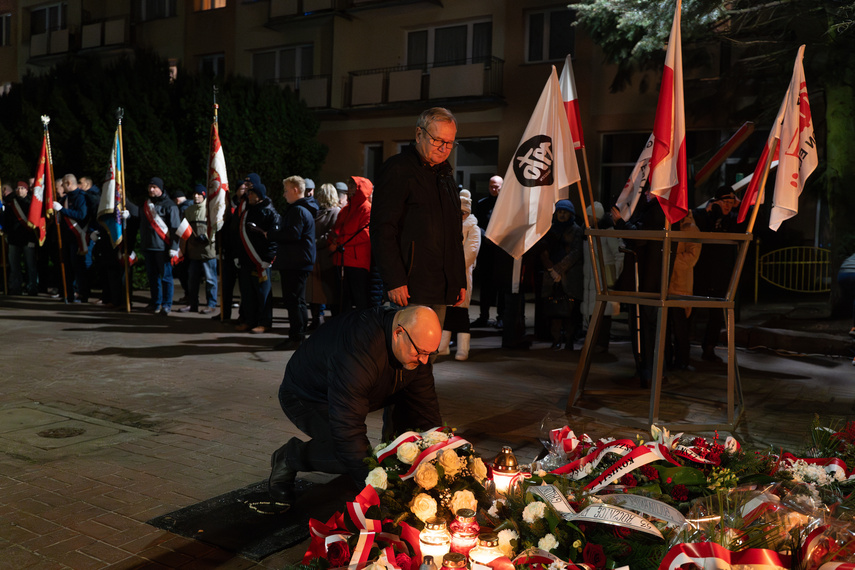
[[0, 293, 852, 568]]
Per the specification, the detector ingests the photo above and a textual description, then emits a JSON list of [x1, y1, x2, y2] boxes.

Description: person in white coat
[[438, 190, 481, 360]]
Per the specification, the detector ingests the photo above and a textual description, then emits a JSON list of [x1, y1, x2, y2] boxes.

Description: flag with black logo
[[486, 66, 580, 259]]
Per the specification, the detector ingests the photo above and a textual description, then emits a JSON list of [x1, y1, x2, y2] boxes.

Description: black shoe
[[274, 338, 303, 351], [550, 342, 562, 350], [269, 449, 297, 504], [470, 317, 490, 328]]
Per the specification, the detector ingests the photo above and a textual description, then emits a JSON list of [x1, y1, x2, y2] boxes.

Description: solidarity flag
[[176, 218, 193, 242], [648, 0, 688, 224], [615, 133, 655, 221], [737, 45, 817, 229], [27, 134, 52, 246], [486, 66, 580, 259], [559, 55, 585, 149], [206, 114, 229, 239], [98, 127, 124, 247]]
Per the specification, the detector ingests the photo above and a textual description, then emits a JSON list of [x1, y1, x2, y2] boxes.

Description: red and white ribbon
[[659, 542, 791, 570]]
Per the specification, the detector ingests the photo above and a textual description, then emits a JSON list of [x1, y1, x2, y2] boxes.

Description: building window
[[253, 44, 313, 86], [364, 143, 383, 183], [526, 7, 574, 63], [0, 13, 11, 47], [407, 19, 491, 69], [31, 2, 67, 35], [195, 0, 227, 11], [200, 53, 225, 77], [137, 0, 176, 22]]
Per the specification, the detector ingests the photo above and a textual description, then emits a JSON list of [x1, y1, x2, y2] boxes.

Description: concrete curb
[[736, 324, 853, 357]]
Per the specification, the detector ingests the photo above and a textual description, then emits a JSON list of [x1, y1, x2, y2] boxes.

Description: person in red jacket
[[329, 176, 372, 313]]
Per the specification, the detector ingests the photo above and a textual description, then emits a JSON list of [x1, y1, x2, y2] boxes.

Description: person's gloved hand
[[169, 249, 179, 258], [52, 201, 62, 212], [89, 231, 99, 242], [234, 258, 240, 269], [121, 210, 130, 220]]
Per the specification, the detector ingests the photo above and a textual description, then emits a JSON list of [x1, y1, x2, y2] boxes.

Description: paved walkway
[[0, 293, 852, 568]]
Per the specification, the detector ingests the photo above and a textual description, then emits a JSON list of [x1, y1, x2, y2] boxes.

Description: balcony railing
[[273, 74, 331, 109], [80, 18, 127, 50], [346, 57, 504, 108]]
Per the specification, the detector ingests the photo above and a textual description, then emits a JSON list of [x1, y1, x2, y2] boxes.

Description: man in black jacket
[[370, 107, 466, 326], [268, 304, 442, 505]]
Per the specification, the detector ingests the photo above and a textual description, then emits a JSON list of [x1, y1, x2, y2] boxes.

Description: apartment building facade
[[1, 0, 755, 211]]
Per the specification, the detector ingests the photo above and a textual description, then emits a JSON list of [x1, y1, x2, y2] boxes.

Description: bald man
[[268, 305, 443, 504]]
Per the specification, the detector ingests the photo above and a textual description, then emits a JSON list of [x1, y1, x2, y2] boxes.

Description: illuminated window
[[195, 0, 227, 10]]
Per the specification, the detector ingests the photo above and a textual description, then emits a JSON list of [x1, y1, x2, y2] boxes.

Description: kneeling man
[[269, 305, 443, 503]]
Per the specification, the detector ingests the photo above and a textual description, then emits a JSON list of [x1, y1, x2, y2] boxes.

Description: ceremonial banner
[[615, 133, 654, 221], [98, 127, 123, 247], [486, 66, 580, 259], [559, 55, 584, 149], [207, 116, 228, 239], [27, 134, 51, 245], [648, 0, 688, 224]]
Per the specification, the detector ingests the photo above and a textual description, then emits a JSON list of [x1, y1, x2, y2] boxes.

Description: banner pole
[[117, 108, 131, 313], [211, 86, 226, 322], [746, 139, 778, 234], [43, 116, 68, 303]]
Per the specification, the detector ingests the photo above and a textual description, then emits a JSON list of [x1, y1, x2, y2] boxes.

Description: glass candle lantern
[[441, 552, 468, 570], [468, 533, 503, 565], [491, 446, 520, 496], [449, 508, 480, 556], [419, 517, 451, 560]]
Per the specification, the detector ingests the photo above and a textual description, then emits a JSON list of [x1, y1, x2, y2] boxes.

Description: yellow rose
[[469, 457, 488, 481], [365, 467, 388, 490], [449, 490, 477, 515], [410, 493, 438, 522], [437, 449, 462, 477], [414, 461, 439, 490], [397, 441, 420, 465]]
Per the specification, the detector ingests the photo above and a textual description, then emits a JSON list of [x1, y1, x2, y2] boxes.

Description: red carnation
[[582, 543, 606, 569], [640, 465, 659, 480], [620, 473, 637, 487], [327, 541, 351, 567], [396, 552, 413, 570], [671, 484, 689, 502]]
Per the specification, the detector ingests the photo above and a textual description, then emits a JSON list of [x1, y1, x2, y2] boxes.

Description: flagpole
[[746, 139, 778, 234], [43, 115, 68, 303], [117, 107, 131, 313], [1, 233, 7, 295], [211, 86, 226, 322]]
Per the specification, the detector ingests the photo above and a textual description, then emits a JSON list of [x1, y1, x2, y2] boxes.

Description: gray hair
[[416, 107, 457, 131]]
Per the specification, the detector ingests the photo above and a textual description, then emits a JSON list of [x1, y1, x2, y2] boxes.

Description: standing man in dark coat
[[53, 174, 89, 303], [268, 305, 443, 505], [140, 177, 180, 315], [370, 107, 466, 326], [274, 175, 318, 350]]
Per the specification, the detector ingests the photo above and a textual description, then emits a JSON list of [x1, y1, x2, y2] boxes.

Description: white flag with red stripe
[[207, 115, 229, 239], [486, 66, 580, 259], [615, 133, 655, 221], [648, 0, 688, 225], [176, 218, 193, 242], [559, 55, 585, 149]]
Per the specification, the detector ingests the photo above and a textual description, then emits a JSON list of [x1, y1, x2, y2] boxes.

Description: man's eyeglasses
[[399, 325, 438, 357], [420, 127, 457, 150]]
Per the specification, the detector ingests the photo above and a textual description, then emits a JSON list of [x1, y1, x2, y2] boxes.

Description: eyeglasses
[[420, 127, 457, 150], [399, 325, 438, 358]]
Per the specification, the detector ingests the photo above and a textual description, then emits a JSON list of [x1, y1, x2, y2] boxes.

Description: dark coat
[[371, 144, 466, 305], [4, 194, 36, 246], [238, 197, 280, 265], [274, 196, 318, 271], [140, 193, 180, 251], [280, 306, 442, 482]]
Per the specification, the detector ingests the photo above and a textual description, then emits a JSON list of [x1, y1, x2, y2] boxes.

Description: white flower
[[437, 449, 462, 477], [497, 529, 518, 558], [522, 501, 546, 523], [423, 430, 449, 446], [365, 466, 388, 490], [449, 490, 478, 515], [414, 461, 439, 490], [410, 493, 438, 522], [469, 457, 488, 481], [547, 561, 566, 570], [373, 442, 388, 456], [536, 469, 547, 477], [538, 533, 558, 552], [396, 441, 420, 464], [487, 501, 500, 517]]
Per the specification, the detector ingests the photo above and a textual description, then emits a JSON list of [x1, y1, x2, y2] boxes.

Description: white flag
[[615, 133, 654, 221], [769, 45, 817, 231], [486, 66, 580, 259]]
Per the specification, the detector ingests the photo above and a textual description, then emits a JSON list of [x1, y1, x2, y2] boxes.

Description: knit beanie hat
[[555, 199, 575, 214], [305, 178, 315, 190], [149, 177, 164, 192], [193, 183, 207, 197]]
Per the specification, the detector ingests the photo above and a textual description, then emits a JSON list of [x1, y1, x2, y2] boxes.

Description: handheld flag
[[486, 66, 581, 259], [27, 134, 51, 245], [176, 218, 193, 242], [207, 108, 228, 239], [98, 127, 124, 247], [737, 45, 817, 229], [559, 55, 585, 149], [648, 0, 688, 224], [615, 134, 655, 221]]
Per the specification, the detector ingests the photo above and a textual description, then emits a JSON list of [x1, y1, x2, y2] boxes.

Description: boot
[[455, 332, 470, 360], [437, 330, 452, 356]]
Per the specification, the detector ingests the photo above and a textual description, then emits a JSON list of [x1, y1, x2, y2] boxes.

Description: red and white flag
[[486, 66, 580, 259], [559, 54, 585, 149], [207, 115, 229, 240], [27, 134, 52, 246], [648, 0, 688, 225], [737, 46, 817, 228], [176, 218, 193, 242]]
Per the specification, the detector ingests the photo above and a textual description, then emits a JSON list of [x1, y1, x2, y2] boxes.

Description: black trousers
[[280, 269, 310, 340]]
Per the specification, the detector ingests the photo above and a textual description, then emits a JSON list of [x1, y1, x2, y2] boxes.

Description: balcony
[[30, 29, 69, 57], [80, 19, 128, 50], [273, 74, 331, 109], [269, 0, 335, 20], [346, 57, 504, 109]]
